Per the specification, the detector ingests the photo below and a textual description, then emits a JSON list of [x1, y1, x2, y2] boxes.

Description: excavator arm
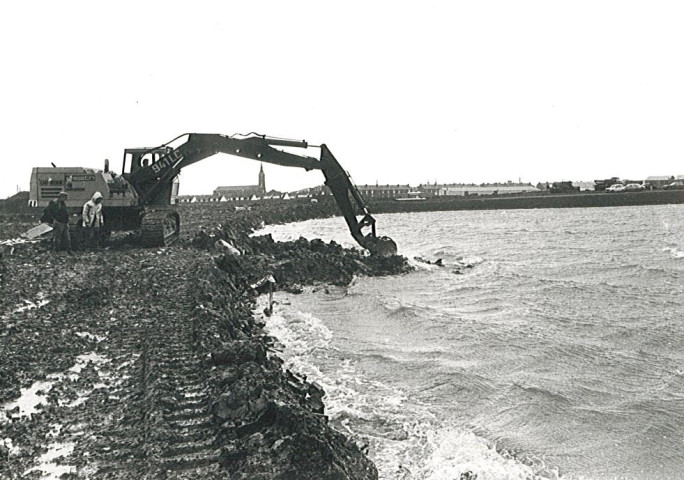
[[128, 133, 397, 256]]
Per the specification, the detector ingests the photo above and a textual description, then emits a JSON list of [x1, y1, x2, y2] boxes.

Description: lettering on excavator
[[71, 175, 96, 182], [39, 179, 63, 186], [151, 150, 184, 175]]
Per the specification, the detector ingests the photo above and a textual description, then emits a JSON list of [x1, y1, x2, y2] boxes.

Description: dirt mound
[[0, 191, 31, 214]]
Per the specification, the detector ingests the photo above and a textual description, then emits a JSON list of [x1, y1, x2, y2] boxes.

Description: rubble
[[0, 204, 412, 479]]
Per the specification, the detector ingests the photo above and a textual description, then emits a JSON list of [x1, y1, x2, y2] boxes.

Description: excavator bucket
[[364, 235, 398, 257]]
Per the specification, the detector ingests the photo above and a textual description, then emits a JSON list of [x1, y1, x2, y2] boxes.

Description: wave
[[400, 426, 562, 480], [380, 300, 436, 322], [429, 251, 485, 267], [408, 257, 442, 271], [332, 380, 566, 480], [254, 206, 684, 480], [261, 299, 565, 480], [432, 246, 458, 257], [511, 383, 574, 407]]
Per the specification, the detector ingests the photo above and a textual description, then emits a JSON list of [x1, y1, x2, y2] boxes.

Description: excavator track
[[0, 252, 224, 479], [140, 210, 180, 247], [90, 300, 221, 478], [92, 261, 222, 478]]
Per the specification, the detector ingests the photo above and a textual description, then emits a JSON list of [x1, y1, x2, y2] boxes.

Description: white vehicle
[[663, 181, 684, 190], [606, 184, 626, 193], [624, 183, 645, 191]]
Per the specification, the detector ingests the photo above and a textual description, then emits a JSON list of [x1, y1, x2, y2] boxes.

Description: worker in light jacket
[[82, 191, 104, 249]]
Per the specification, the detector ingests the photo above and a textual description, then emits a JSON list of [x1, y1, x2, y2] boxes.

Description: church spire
[[258, 163, 266, 193]]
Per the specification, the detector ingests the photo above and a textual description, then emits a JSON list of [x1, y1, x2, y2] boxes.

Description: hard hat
[[58, 191, 68, 197]]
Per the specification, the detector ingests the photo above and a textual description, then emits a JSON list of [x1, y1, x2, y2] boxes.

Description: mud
[[0, 204, 411, 479]]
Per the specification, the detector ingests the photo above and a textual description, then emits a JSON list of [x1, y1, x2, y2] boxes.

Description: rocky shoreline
[[0, 206, 411, 479]]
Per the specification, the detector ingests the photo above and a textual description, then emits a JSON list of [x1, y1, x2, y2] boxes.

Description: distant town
[[176, 167, 684, 204]]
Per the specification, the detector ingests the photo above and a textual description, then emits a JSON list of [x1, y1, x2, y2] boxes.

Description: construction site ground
[[0, 203, 410, 479]]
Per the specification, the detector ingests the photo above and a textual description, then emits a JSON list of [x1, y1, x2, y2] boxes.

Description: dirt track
[[1, 247, 221, 478], [1, 207, 409, 479]]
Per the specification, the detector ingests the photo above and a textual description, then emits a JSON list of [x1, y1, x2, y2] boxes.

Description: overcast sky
[[1, 1, 683, 199]]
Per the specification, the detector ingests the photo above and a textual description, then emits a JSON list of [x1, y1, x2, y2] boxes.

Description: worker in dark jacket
[[41, 191, 73, 253]]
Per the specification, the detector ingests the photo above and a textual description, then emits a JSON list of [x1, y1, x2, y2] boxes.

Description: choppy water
[[256, 205, 684, 480]]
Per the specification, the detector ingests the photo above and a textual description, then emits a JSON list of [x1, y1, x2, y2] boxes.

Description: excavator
[[29, 133, 398, 256]]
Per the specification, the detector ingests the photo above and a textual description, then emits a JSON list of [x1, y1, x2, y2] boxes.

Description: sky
[[1, 1, 683, 199]]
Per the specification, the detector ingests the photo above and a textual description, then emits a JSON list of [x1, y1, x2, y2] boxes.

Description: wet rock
[[214, 391, 250, 422], [415, 256, 444, 266], [284, 283, 304, 294], [215, 239, 242, 255], [307, 382, 325, 415], [211, 340, 267, 366]]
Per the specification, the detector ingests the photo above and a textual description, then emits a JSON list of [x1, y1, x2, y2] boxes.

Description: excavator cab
[[122, 147, 174, 177]]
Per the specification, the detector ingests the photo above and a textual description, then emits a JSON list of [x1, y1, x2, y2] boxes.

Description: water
[[256, 205, 684, 480]]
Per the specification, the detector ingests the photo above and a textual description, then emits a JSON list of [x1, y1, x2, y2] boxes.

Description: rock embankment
[[0, 207, 411, 479]]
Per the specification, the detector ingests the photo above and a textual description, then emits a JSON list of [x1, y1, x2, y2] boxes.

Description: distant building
[[418, 182, 539, 197], [357, 184, 411, 199], [197, 195, 226, 203], [645, 175, 674, 189], [548, 181, 579, 193], [417, 183, 443, 198], [261, 189, 285, 200], [213, 164, 266, 200], [177, 194, 227, 203], [176, 165, 270, 202], [572, 181, 595, 191], [288, 185, 332, 198], [594, 177, 622, 191]]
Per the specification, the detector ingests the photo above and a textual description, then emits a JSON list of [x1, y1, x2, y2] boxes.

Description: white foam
[[407, 257, 440, 271], [458, 255, 485, 267], [262, 312, 329, 382], [364, 416, 566, 480], [413, 427, 560, 480], [260, 305, 333, 358], [663, 246, 684, 259], [259, 298, 565, 480]]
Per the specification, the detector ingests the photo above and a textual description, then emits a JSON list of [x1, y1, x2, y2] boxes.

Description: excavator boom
[[128, 133, 397, 256]]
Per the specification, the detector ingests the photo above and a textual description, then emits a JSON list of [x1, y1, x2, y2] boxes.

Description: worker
[[82, 191, 104, 249], [41, 191, 73, 253]]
